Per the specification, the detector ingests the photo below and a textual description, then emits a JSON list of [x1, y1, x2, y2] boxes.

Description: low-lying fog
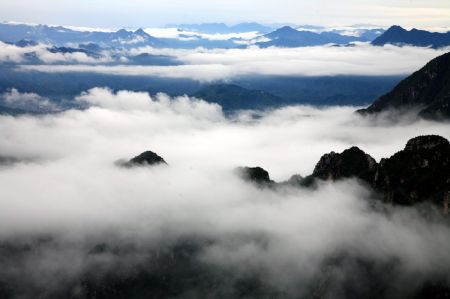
[[1, 88, 450, 297]]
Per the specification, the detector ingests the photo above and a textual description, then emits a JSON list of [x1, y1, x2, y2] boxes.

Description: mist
[[0, 88, 450, 298], [16, 44, 449, 81]]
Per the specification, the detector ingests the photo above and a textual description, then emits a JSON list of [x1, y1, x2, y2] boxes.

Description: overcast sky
[[1, 0, 449, 29]]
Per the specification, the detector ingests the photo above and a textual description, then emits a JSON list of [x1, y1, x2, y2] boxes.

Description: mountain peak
[[405, 135, 450, 152], [386, 25, 406, 32], [277, 26, 297, 33], [312, 146, 377, 181], [120, 151, 168, 168], [372, 25, 450, 48], [134, 28, 148, 36]]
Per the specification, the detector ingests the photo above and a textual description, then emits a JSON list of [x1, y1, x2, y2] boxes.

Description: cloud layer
[[19, 44, 449, 81], [1, 88, 450, 296]]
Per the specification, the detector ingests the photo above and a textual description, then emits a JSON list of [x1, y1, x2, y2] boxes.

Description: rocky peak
[[312, 146, 377, 182], [119, 151, 167, 168], [134, 28, 149, 37], [404, 135, 450, 152]]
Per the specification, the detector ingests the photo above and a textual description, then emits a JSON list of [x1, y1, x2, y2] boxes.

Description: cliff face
[[358, 52, 450, 120], [373, 135, 450, 206]]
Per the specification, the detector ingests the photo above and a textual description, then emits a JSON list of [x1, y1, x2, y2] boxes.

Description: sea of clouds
[[1, 88, 450, 297]]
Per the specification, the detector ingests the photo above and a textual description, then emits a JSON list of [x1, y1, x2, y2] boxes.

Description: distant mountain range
[[372, 25, 450, 48], [0, 22, 386, 49], [358, 51, 450, 119], [4, 22, 450, 50], [0, 23, 163, 48], [257, 26, 384, 47]]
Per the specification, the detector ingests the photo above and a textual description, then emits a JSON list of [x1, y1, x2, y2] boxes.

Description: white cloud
[[0, 41, 112, 64], [18, 44, 450, 81], [1, 88, 59, 111], [0, 41, 31, 63], [76, 87, 223, 120]]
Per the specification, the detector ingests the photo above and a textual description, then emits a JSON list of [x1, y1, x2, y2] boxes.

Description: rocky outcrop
[[119, 151, 167, 167], [236, 135, 450, 210], [310, 135, 450, 208], [235, 166, 274, 187]]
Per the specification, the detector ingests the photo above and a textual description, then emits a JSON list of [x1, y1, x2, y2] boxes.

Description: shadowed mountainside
[[358, 51, 450, 120]]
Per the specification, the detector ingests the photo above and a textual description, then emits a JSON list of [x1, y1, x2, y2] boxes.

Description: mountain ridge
[[258, 25, 384, 47], [372, 25, 450, 48]]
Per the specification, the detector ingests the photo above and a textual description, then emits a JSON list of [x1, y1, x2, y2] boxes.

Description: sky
[[0, 0, 449, 29]]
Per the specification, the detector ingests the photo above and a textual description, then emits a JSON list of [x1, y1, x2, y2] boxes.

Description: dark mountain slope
[[358, 51, 450, 119], [191, 84, 283, 110], [0, 104, 28, 115]]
